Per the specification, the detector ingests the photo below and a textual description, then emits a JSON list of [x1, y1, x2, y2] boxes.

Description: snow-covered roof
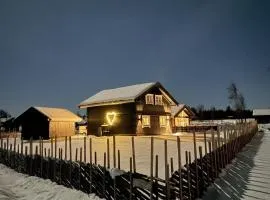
[[171, 104, 195, 117], [34, 107, 82, 122], [253, 109, 270, 116], [79, 82, 178, 108]]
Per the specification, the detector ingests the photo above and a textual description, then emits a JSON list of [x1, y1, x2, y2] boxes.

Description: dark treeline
[[191, 106, 253, 120]]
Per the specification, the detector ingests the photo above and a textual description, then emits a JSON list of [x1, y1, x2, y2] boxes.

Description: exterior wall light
[[106, 112, 117, 126]]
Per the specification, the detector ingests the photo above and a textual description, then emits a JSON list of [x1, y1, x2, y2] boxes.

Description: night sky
[[1, 0, 270, 117]]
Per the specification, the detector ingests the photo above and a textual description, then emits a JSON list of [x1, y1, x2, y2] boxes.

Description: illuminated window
[[145, 94, 154, 105], [175, 117, 189, 127], [160, 116, 166, 127], [155, 95, 163, 105], [142, 115, 151, 128]]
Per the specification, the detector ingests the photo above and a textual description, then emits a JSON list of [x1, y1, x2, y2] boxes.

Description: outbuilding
[[16, 107, 81, 139], [253, 109, 270, 124]]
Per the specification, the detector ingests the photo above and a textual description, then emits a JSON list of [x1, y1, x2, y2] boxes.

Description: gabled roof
[[79, 82, 178, 108], [171, 104, 195, 118], [17, 107, 82, 122], [253, 109, 270, 116]]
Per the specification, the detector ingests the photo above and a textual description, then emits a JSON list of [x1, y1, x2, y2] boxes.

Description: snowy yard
[[0, 163, 102, 200], [3, 134, 208, 179]]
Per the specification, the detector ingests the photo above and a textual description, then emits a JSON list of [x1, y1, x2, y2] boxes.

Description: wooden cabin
[[16, 107, 82, 139], [79, 82, 178, 136]]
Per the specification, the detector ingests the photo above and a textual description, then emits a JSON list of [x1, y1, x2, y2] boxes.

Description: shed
[[171, 104, 196, 128], [253, 109, 270, 124], [16, 107, 81, 139]]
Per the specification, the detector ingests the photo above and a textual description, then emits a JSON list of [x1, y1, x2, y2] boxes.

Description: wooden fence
[[0, 122, 258, 200]]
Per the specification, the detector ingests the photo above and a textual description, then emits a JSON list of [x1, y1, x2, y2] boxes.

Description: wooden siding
[[49, 121, 75, 138]]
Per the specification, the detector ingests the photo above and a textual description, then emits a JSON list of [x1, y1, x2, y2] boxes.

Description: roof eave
[[78, 99, 135, 108]]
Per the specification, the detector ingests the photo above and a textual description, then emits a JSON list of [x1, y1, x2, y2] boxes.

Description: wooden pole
[[150, 137, 154, 200], [75, 148, 78, 162], [89, 138, 92, 193], [14, 136, 16, 152], [107, 138, 110, 168], [51, 137, 53, 157], [186, 151, 191, 200], [65, 136, 67, 160], [155, 154, 159, 200], [80, 147, 82, 163], [69, 136, 72, 161], [170, 157, 174, 175], [117, 150, 121, 169], [131, 137, 136, 173], [21, 138, 23, 155], [103, 152, 106, 198], [129, 157, 133, 200], [193, 132, 199, 198], [54, 136, 57, 159], [113, 136, 116, 168], [177, 136, 182, 199], [84, 137, 86, 163], [94, 151, 97, 165]]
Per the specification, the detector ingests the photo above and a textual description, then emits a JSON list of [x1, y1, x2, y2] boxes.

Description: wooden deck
[[203, 130, 270, 200]]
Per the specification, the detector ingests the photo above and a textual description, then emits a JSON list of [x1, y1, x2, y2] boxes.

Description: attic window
[[145, 94, 154, 105], [155, 95, 163, 105]]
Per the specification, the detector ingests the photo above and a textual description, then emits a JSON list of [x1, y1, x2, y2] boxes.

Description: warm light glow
[[106, 112, 117, 125]]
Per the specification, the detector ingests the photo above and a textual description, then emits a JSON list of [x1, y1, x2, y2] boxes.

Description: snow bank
[[0, 164, 103, 200]]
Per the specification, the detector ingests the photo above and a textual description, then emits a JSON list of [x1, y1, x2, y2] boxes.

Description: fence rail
[[0, 122, 258, 199]]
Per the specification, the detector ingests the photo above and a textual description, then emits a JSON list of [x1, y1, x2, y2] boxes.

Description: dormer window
[[155, 95, 163, 105], [145, 94, 154, 104]]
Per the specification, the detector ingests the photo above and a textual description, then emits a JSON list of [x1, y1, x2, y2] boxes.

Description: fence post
[[103, 152, 107, 198], [117, 150, 121, 169], [51, 137, 53, 157], [177, 136, 183, 200], [14, 136, 17, 152], [65, 136, 67, 160], [84, 137, 86, 163], [155, 155, 159, 200], [113, 136, 116, 168], [69, 136, 72, 161], [131, 137, 136, 173], [150, 137, 154, 200], [129, 157, 133, 200], [75, 148, 78, 162], [193, 132, 199, 198], [186, 151, 191, 200], [89, 138, 92, 193], [107, 138, 110, 168], [54, 136, 57, 159], [21, 138, 23, 155]]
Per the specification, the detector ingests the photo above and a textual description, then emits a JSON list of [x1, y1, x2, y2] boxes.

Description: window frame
[[142, 115, 151, 128], [159, 116, 167, 127], [155, 95, 163, 105], [145, 94, 154, 105]]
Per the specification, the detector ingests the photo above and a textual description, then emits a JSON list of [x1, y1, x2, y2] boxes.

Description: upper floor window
[[155, 95, 163, 105], [159, 116, 166, 127], [145, 94, 154, 105], [142, 115, 151, 128]]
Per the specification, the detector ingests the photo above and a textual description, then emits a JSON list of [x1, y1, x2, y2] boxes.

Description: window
[[142, 115, 151, 128], [175, 117, 189, 127], [145, 94, 154, 105], [155, 95, 163, 105], [160, 116, 167, 127]]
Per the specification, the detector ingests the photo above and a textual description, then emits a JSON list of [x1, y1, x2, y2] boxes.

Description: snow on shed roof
[[34, 107, 82, 122], [253, 109, 270, 116], [171, 104, 185, 117], [79, 82, 174, 108]]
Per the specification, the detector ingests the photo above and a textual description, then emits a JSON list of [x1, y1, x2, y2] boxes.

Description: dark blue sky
[[1, 0, 270, 117]]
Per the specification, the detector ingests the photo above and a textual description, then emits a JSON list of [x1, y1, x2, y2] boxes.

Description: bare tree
[[227, 82, 246, 121]]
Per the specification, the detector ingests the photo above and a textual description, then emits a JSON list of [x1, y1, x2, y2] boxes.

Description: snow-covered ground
[[3, 135, 206, 179], [0, 163, 103, 200], [203, 124, 270, 200]]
